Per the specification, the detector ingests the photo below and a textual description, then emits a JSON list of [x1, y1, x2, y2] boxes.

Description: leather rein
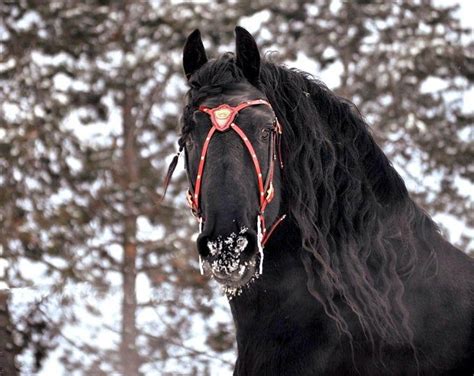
[[185, 99, 286, 246]]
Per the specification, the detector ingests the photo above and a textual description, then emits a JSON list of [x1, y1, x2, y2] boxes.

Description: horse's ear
[[235, 26, 260, 85], [183, 29, 208, 80]]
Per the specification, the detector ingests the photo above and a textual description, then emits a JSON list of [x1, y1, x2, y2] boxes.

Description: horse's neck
[[228, 223, 345, 375]]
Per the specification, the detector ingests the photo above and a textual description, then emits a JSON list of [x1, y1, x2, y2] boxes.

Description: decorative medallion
[[215, 108, 232, 120], [209, 104, 236, 131]]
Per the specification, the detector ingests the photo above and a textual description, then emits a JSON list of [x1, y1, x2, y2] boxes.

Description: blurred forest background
[[0, 0, 472, 375]]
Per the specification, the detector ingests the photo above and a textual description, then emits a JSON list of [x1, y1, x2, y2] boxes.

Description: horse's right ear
[[183, 29, 208, 81], [235, 26, 260, 85]]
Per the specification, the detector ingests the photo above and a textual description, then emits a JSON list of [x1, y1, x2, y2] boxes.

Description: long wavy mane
[[181, 53, 440, 346]]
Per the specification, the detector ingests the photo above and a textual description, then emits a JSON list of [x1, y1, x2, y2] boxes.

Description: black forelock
[[188, 53, 244, 92]]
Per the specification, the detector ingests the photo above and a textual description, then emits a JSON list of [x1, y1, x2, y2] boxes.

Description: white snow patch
[[199, 255, 204, 275], [206, 226, 249, 258], [257, 216, 264, 275], [223, 266, 260, 300]]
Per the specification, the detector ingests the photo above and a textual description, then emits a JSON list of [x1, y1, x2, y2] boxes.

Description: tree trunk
[[0, 290, 18, 376], [120, 89, 140, 376]]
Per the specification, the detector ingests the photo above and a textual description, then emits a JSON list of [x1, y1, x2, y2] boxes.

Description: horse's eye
[[185, 135, 194, 149], [260, 127, 272, 141]]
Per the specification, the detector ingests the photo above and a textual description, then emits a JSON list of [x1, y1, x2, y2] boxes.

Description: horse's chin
[[211, 259, 257, 288], [205, 252, 260, 295]]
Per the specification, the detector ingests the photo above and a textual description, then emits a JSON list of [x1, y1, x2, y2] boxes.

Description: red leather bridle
[[185, 99, 285, 246]]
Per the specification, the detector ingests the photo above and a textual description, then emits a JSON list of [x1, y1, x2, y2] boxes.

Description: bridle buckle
[[186, 189, 194, 208], [265, 182, 274, 202], [274, 119, 283, 134], [186, 189, 200, 218]]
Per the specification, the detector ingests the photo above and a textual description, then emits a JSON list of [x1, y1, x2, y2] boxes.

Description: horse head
[[180, 28, 284, 291]]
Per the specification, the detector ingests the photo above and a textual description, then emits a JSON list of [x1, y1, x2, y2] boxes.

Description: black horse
[[166, 26, 473, 375]]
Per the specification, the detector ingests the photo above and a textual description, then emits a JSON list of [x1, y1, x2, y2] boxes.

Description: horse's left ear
[[235, 26, 260, 85]]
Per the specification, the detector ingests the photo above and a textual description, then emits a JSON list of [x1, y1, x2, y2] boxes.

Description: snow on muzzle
[[196, 227, 260, 287]]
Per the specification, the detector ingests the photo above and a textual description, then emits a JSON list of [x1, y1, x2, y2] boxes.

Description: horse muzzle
[[197, 228, 260, 288]]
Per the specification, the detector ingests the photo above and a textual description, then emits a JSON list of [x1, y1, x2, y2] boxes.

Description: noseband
[[186, 99, 285, 246]]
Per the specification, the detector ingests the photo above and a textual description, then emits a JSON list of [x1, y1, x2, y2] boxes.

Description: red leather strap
[[230, 123, 265, 207], [189, 126, 216, 214], [262, 214, 287, 246]]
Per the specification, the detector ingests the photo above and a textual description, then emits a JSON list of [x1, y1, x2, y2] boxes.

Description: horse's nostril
[[197, 234, 211, 258], [243, 231, 257, 257]]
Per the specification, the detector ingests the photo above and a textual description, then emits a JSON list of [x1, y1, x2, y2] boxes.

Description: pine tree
[[0, 1, 471, 374], [0, 249, 18, 376], [0, 291, 18, 376]]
